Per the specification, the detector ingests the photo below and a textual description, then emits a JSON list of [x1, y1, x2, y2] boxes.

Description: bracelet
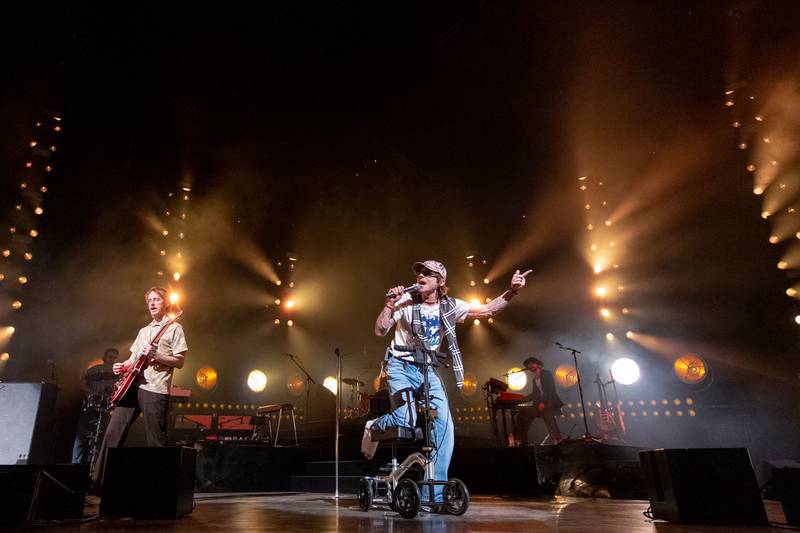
[[508, 288, 518, 295]]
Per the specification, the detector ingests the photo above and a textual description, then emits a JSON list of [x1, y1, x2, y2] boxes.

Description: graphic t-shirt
[[388, 293, 470, 358]]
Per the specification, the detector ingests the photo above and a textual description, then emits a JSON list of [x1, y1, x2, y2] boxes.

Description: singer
[[90, 286, 188, 495], [364, 260, 531, 506]]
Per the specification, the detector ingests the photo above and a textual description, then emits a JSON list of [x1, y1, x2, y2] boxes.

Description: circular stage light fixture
[[323, 376, 338, 395], [247, 370, 267, 392], [554, 364, 578, 389], [196, 366, 218, 390], [673, 354, 707, 384], [286, 373, 305, 396], [461, 372, 478, 396], [506, 367, 527, 391], [611, 358, 640, 385]]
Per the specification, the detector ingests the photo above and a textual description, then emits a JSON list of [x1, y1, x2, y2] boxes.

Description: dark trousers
[[91, 387, 169, 490], [513, 406, 562, 444]]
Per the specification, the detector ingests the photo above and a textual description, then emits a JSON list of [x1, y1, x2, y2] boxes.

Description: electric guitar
[[109, 311, 183, 407]]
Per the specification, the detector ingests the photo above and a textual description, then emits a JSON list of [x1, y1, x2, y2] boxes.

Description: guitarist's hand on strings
[[113, 361, 131, 375]]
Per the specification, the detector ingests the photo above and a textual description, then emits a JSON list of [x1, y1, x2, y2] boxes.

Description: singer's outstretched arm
[[466, 269, 532, 319]]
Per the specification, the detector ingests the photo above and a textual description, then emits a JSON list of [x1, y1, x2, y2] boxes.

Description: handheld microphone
[[385, 283, 420, 298]]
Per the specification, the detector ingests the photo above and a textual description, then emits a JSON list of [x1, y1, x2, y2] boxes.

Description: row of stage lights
[[725, 85, 800, 325], [184, 353, 707, 398], [267, 253, 299, 327], [464, 255, 496, 326], [155, 182, 192, 306], [1, 111, 60, 366]]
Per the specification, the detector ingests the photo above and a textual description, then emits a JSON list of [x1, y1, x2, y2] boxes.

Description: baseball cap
[[413, 260, 447, 281]]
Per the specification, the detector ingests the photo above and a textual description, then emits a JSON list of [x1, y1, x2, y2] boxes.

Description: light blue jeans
[[374, 355, 454, 502]]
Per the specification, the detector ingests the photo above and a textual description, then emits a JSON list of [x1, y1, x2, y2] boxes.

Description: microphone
[[385, 283, 420, 299]]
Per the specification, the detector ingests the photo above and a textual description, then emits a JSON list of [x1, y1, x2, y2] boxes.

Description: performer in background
[[511, 356, 563, 446], [91, 286, 187, 491], [72, 348, 118, 464], [365, 260, 531, 503]]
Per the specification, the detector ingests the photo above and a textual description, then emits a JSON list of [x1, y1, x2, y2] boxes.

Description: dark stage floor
[[44, 492, 788, 532]]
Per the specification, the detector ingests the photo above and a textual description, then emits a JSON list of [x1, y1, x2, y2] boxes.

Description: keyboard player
[[511, 357, 564, 446]]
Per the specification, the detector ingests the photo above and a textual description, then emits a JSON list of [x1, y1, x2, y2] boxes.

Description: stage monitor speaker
[[100, 447, 196, 518], [765, 464, 800, 526], [0, 382, 58, 464], [639, 448, 768, 526], [0, 464, 88, 528]]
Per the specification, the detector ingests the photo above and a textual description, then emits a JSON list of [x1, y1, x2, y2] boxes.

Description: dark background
[[1, 1, 798, 464]]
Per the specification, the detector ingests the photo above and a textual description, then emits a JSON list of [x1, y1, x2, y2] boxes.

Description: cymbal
[[341, 378, 365, 387]]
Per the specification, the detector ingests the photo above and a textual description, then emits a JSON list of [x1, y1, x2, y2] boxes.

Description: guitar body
[[109, 356, 148, 406], [108, 311, 183, 408]]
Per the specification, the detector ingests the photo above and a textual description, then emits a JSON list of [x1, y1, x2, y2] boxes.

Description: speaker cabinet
[[100, 447, 196, 518], [639, 448, 768, 526], [0, 382, 58, 464], [0, 464, 88, 528]]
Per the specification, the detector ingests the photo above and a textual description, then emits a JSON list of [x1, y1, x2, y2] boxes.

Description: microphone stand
[[286, 353, 316, 428], [333, 347, 352, 501], [555, 342, 600, 443]]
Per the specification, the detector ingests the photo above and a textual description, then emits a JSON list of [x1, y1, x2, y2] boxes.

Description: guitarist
[[91, 286, 188, 493], [511, 357, 563, 446]]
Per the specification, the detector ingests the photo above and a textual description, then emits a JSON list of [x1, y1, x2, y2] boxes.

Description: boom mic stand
[[286, 353, 316, 428], [555, 342, 600, 443]]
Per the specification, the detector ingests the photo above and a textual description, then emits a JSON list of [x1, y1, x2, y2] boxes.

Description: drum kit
[[341, 377, 371, 418]]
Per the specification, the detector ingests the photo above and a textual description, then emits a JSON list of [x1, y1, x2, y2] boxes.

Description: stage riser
[[195, 443, 322, 492]]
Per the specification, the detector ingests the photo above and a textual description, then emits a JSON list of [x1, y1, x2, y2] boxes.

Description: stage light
[[2, 249, 10, 257], [285, 299, 296, 309], [469, 280, 476, 287], [483, 278, 490, 285], [169, 292, 180, 304], [626, 331, 633, 339], [599, 308, 611, 318], [274, 299, 281, 305], [506, 367, 527, 391], [274, 319, 280, 325], [462, 372, 478, 396], [473, 319, 480, 326], [762, 211, 771, 219], [605, 220, 612, 227], [554, 364, 578, 389], [787, 288, 797, 297], [0, 353, 8, 361], [323, 376, 338, 395], [673, 354, 707, 384], [470, 299, 480, 309], [24, 252, 32, 260], [287, 320, 294, 327], [487, 317, 494, 324], [622, 308, 629, 315], [5, 327, 14, 335], [586, 223, 593, 230], [173, 272, 181, 281], [29, 230, 38, 238], [593, 264, 603, 274], [606, 333, 614, 340], [287, 373, 305, 396], [11, 301, 22, 310], [276, 280, 282, 286], [778, 261, 788, 270], [18, 276, 27, 284], [247, 370, 267, 392], [595, 286, 607, 297], [196, 366, 218, 390], [34, 207, 43, 215], [611, 358, 640, 385], [0, 274, 5, 281]]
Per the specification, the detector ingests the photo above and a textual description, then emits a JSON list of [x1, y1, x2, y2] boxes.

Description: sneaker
[[361, 418, 379, 460]]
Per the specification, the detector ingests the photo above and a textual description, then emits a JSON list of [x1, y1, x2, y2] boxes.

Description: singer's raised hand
[[510, 269, 533, 292], [385, 286, 405, 305]]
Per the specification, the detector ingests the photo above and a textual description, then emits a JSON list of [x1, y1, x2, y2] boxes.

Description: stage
[[54, 492, 788, 532]]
